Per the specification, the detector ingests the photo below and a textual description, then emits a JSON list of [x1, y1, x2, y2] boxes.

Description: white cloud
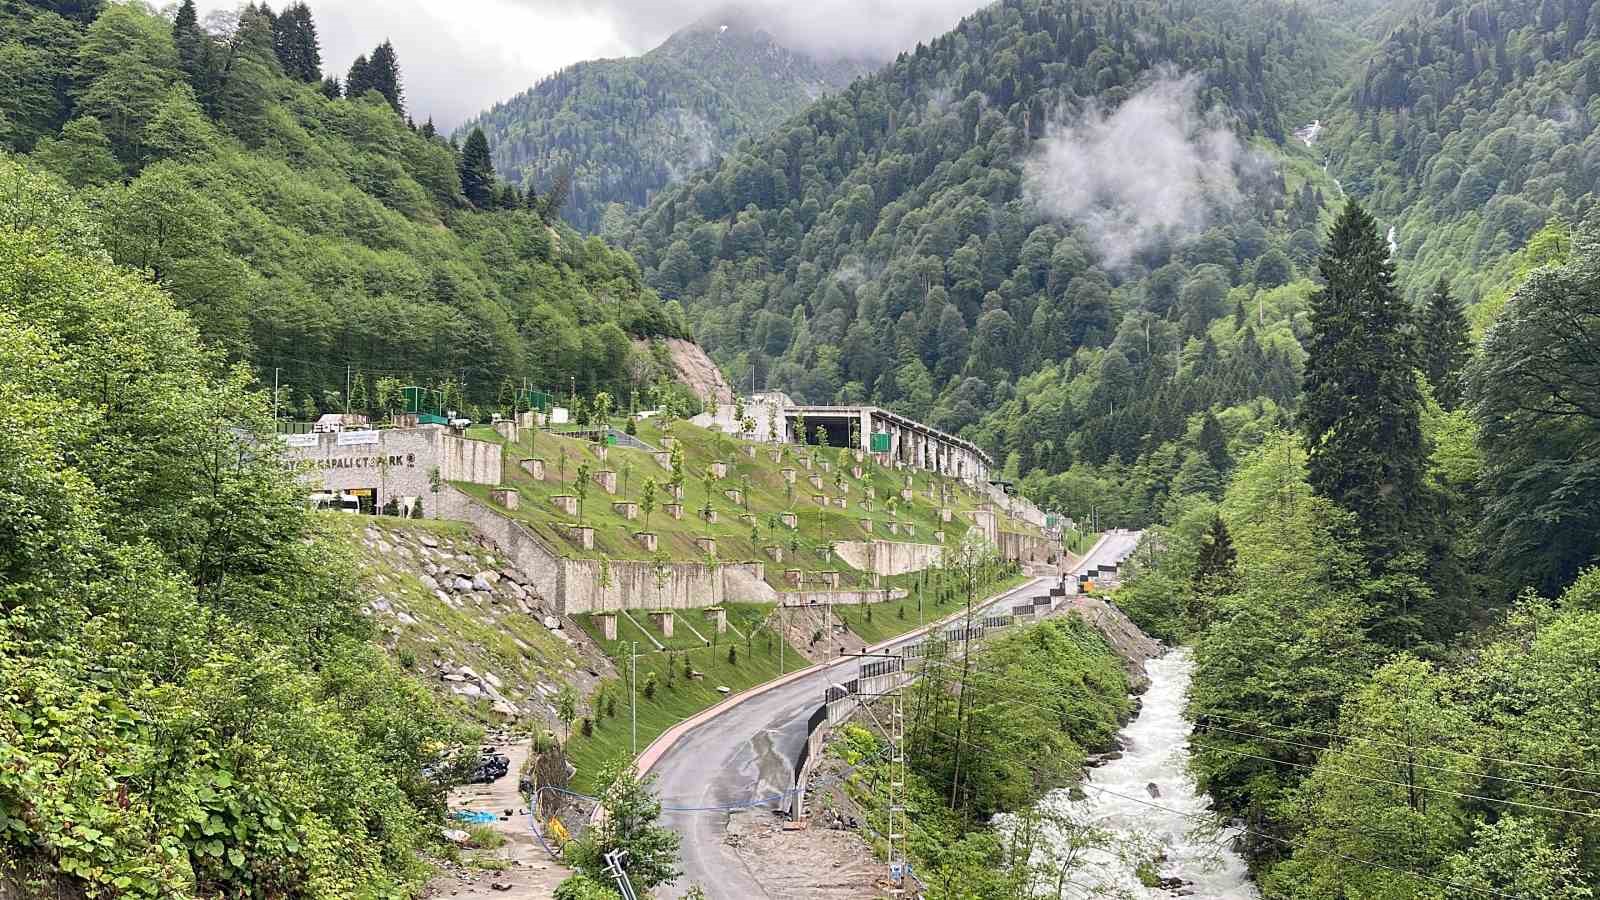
[[1023, 72, 1248, 269], [198, 0, 985, 130]]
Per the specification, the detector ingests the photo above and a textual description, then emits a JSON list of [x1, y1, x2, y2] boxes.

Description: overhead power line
[[1191, 743, 1600, 821], [1186, 702, 1600, 782], [921, 725, 1531, 900], [908, 655, 1600, 806]]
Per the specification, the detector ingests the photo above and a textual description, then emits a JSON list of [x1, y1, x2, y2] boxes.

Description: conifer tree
[[1299, 201, 1427, 557], [318, 76, 341, 99], [272, 2, 322, 83], [459, 127, 496, 207], [1197, 411, 1230, 474], [172, 0, 207, 85], [1192, 514, 1237, 587], [345, 54, 371, 98], [1418, 277, 1471, 410], [366, 40, 404, 115]]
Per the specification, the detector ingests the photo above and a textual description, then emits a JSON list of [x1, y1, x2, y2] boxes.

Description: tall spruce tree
[[1418, 277, 1471, 410], [1197, 410, 1230, 474], [271, 2, 322, 82], [1299, 201, 1428, 556], [366, 40, 404, 115], [459, 127, 496, 207], [345, 54, 371, 98], [172, 0, 208, 91]]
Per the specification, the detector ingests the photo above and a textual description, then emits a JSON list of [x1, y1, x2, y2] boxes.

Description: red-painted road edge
[[632, 570, 1069, 777]]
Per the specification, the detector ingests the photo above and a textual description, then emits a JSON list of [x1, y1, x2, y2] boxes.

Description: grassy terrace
[[456, 416, 1044, 592], [560, 632, 795, 792]]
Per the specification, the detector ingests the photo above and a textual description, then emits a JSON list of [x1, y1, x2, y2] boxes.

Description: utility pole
[[344, 363, 351, 414], [887, 684, 907, 896]]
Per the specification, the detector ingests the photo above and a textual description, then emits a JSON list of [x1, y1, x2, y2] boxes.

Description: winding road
[[645, 531, 1142, 899]]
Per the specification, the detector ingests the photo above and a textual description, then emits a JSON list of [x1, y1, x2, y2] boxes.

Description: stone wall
[[833, 540, 944, 576]]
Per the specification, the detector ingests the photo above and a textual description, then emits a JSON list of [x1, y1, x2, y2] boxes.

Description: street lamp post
[[630, 641, 638, 757]]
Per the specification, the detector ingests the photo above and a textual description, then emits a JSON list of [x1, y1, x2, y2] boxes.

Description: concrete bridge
[[785, 404, 992, 483]]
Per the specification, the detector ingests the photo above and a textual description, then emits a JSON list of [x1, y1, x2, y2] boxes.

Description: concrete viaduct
[[784, 404, 992, 484]]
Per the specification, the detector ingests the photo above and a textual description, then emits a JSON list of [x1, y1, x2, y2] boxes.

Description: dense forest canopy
[[461, 11, 874, 233], [1322, 0, 1600, 305], [0, 0, 691, 421], [616, 0, 1364, 526]]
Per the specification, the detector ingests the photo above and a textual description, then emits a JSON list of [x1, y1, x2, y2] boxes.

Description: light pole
[[629, 641, 637, 757]]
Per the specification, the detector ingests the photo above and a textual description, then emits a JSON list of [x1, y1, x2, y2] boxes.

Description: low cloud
[[1023, 72, 1247, 269], [196, 0, 983, 130]]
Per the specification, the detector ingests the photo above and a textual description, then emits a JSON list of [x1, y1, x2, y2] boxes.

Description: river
[[1013, 648, 1258, 898]]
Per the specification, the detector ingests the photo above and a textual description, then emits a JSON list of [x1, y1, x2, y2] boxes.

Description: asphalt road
[[649, 532, 1141, 899]]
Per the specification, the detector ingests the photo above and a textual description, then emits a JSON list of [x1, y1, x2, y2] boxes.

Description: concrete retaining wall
[[783, 588, 907, 607], [999, 531, 1059, 566], [438, 485, 773, 615], [833, 540, 944, 576]]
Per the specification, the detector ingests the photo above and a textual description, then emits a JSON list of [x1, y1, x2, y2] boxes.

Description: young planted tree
[[815, 424, 828, 449], [640, 477, 658, 531], [592, 391, 614, 429], [555, 685, 578, 745], [700, 465, 715, 526], [575, 461, 592, 524], [652, 551, 672, 606], [668, 444, 685, 499]]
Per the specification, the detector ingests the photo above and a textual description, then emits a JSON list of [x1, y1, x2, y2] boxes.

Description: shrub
[[580, 717, 593, 737], [554, 873, 620, 900], [642, 671, 658, 700], [467, 824, 507, 849], [727, 646, 738, 665]]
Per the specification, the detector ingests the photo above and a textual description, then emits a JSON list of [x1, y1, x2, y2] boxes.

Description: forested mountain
[[460, 10, 876, 233], [1, 0, 689, 420], [618, 0, 1366, 525], [1320, 0, 1600, 309]]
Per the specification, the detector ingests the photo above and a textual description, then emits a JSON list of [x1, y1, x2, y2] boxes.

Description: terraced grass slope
[[456, 417, 1047, 594]]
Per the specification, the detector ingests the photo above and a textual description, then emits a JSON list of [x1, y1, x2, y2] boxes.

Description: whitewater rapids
[[1010, 647, 1258, 898]]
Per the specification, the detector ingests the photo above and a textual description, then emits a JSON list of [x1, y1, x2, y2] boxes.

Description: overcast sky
[[196, 0, 984, 130]]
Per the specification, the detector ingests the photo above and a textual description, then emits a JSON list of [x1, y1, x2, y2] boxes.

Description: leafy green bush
[[553, 873, 620, 900], [0, 156, 470, 898]]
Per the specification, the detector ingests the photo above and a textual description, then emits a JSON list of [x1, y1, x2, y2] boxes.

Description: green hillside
[[461, 9, 874, 233], [1319, 0, 1600, 308], [0, 0, 688, 419]]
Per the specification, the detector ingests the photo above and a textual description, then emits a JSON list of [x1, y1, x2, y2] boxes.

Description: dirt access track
[[422, 739, 571, 900]]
